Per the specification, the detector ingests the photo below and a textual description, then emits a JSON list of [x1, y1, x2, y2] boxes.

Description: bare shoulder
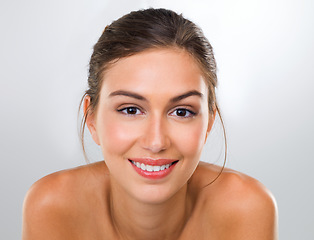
[[191, 162, 278, 239], [22, 162, 109, 240]]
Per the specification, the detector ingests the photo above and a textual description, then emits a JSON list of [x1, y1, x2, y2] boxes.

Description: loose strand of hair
[[203, 103, 227, 188]]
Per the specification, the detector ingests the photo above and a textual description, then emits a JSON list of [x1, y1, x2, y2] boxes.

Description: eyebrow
[[109, 90, 147, 101], [170, 90, 203, 103], [108, 90, 203, 102]]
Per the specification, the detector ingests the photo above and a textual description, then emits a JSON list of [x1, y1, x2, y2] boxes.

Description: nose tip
[[141, 117, 170, 153]]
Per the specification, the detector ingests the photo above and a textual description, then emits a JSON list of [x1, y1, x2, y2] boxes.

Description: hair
[[79, 8, 226, 185]]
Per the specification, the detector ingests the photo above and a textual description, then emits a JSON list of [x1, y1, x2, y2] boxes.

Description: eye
[[117, 106, 143, 115], [170, 108, 196, 118]]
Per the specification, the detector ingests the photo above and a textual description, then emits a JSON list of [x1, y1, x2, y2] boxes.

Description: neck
[[109, 180, 191, 240]]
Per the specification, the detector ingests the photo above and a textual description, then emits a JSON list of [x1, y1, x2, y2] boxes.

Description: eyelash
[[117, 106, 144, 116], [117, 106, 196, 118], [169, 108, 196, 118]]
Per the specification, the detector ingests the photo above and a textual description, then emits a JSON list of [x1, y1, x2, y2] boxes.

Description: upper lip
[[128, 158, 178, 166]]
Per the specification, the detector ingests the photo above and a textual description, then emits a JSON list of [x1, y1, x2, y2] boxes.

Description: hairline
[[91, 46, 212, 113]]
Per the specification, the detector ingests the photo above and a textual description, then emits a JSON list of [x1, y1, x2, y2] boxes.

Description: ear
[[83, 96, 100, 145], [205, 107, 216, 143]]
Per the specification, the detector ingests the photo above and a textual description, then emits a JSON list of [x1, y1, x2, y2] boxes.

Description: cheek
[[97, 116, 139, 158], [171, 120, 208, 159]]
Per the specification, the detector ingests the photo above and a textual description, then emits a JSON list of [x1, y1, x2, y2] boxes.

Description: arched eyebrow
[[169, 90, 203, 103], [109, 90, 203, 102], [109, 90, 146, 101]]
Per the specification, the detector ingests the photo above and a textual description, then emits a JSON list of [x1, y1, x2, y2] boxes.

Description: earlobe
[[83, 96, 100, 146]]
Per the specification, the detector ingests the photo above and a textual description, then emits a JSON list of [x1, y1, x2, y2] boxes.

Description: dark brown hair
[[79, 8, 226, 184]]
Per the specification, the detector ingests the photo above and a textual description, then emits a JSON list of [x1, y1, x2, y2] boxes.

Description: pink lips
[[129, 158, 178, 180]]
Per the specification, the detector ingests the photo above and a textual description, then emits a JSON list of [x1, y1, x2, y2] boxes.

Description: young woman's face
[[88, 48, 214, 203]]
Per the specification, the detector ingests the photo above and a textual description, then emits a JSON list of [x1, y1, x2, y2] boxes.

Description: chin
[[130, 182, 186, 205]]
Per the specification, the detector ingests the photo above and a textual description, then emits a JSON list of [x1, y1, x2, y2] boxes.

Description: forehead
[[101, 48, 208, 97]]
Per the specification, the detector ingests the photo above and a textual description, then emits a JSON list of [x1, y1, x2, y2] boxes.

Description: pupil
[[177, 109, 186, 116], [127, 107, 137, 114]]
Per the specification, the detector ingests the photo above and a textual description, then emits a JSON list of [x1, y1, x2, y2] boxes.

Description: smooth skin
[[23, 48, 278, 240]]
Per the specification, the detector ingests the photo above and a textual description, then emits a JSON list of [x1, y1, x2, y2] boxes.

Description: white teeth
[[131, 161, 174, 172], [153, 166, 161, 172], [146, 165, 153, 172], [140, 163, 146, 171]]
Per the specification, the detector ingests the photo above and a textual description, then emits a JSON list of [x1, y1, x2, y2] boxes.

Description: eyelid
[[169, 106, 197, 118], [116, 105, 145, 116]]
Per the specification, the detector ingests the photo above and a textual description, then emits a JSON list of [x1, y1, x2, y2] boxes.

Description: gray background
[[1, 0, 313, 239]]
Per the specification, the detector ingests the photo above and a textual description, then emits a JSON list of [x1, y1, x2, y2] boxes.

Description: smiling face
[[86, 48, 215, 204]]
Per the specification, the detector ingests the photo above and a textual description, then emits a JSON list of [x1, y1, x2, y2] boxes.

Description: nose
[[141, 115, 170, 153]]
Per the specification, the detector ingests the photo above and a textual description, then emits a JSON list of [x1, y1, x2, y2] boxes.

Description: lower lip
[[130, 161, 178, 180]]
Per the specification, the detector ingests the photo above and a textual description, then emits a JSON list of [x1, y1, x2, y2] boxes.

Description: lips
[[128, 158, 179, 179]]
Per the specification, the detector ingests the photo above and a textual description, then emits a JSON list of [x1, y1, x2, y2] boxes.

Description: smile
[[128, 158, 179, 179], [130, 160, 176, 172]]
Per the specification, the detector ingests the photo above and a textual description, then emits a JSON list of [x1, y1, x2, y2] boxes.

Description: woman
[[22, 8, 278, 240]]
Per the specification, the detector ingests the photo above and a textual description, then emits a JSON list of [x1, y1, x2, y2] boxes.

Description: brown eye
[[118, 106, 142, 115], [177, 109, 187, 117], [170, 108, 196, 118], [126, 107, 138, 114]]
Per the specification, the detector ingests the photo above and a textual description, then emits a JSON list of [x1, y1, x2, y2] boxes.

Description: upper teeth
[[131, 161, 171, 172]]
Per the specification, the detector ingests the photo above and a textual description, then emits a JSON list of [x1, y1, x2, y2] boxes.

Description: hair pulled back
[[80, 9, 226, 183], [85, 8, 217, 115]]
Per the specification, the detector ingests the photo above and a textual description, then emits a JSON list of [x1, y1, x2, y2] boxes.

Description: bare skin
[[22, 49, 278, 239], [23, 162, 277, 240]]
